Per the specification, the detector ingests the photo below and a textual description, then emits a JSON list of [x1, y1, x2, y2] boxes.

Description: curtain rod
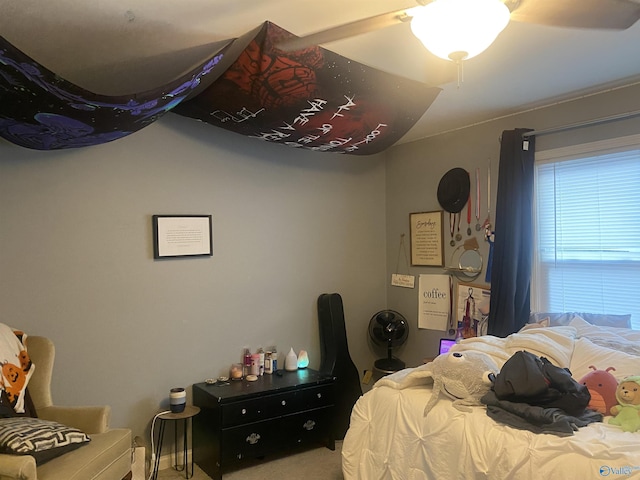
[[523, 109, 640, 138]]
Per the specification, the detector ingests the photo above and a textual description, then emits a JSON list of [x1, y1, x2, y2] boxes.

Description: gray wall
[[385, 82, 640, 368], [2, 80, 640, 440], [0, 113, 387, 438]]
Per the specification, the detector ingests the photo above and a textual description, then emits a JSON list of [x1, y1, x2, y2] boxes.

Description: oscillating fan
[[368, 310, 409, 373]]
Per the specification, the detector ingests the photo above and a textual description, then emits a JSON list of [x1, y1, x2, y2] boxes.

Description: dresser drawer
[[221, 391, 298, 427], [296, 384, 334, 410], [280, 407, 333, 449], [220, 407, 333, 463], [220, 418, 282, 462]]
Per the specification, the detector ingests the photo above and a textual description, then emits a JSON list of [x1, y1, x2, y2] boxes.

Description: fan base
[[374, 357, 406, 374]]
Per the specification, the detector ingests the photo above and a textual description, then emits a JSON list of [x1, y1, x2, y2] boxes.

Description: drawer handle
[[281, 400, 286, 406], [241, 408, 247, 415], [317, 393, 322, 399], [246, 433, 261, 445], [303, 420, 316, 431]]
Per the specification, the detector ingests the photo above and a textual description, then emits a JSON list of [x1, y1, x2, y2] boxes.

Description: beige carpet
[[157, 441, 344, 480]]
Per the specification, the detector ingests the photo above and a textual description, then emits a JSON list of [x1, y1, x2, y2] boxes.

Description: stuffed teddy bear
[[608, 376, 640, 432], [579, 365, 618, 415], [423, 350, 499, 415]]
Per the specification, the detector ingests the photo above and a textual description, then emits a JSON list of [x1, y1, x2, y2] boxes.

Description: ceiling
[[2, 0, 640, 145]]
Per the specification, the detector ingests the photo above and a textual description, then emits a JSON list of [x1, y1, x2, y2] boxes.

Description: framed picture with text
[[409, 211, 444, 267], [152, 215, 213, 259]]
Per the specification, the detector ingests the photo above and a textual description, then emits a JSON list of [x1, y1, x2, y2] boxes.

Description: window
[[532, 134, 640, 330]]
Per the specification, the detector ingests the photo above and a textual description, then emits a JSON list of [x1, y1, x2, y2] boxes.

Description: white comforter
[[342, 319, 640, 480]]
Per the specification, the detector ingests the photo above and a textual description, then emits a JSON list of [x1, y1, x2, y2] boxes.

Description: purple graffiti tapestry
[[0, 22, 440, 154]]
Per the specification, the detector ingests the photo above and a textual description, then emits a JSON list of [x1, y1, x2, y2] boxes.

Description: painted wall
[[2, 79, 639, 441], [0, 113, 387, 438], [385, 82, 640, 368]]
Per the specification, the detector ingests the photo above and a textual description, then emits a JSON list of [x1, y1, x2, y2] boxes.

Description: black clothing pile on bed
[[481, 350, 603, 436]]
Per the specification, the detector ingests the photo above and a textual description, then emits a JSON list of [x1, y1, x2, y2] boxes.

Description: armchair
[[0, 336, 132, 480]]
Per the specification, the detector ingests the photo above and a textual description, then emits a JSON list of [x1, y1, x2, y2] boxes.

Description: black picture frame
[[152, 215, 213, 259]]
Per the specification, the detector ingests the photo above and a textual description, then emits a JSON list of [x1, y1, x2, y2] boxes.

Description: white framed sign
[[152, 215, 213, 259]]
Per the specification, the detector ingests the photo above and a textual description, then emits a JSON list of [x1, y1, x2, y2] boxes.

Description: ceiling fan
[[278, 0, 640, 69]]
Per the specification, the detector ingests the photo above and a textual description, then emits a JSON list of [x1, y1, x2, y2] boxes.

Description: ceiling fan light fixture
[[410, 0, 510, 61]]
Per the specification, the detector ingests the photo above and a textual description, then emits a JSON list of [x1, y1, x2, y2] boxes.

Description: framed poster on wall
[[152, 215, 213, 259], [410, 211, 444, 267], [456, 282, 491, 338]]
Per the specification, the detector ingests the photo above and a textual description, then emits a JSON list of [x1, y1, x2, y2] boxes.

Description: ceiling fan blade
[[508, 0, 640, 30], [277, 8, 414, 51]]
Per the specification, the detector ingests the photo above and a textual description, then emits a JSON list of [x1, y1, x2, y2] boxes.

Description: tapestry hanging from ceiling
[[0, 21, 441, 155]]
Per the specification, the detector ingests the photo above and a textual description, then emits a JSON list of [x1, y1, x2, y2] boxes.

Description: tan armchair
[[0, 336, 132, 480]]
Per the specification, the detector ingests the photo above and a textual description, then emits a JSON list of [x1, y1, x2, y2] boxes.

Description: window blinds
[[533, 135, 640, 329]]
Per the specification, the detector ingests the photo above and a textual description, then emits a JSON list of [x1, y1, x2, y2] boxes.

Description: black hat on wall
[[437, 168, 470, 213]]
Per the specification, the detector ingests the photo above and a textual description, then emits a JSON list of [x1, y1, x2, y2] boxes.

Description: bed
[[342, 315, 640, 479]]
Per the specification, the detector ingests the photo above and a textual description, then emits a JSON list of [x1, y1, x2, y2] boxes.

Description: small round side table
[[152, 405, 200, 480]]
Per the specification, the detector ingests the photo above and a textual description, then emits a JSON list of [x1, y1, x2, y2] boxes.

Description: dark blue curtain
[[488, 128, 535, 337]]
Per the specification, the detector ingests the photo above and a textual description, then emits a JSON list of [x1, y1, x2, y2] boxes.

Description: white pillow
[[569, 316, 640, 342], [530, 312, 631, 329], [519, 317, 550, 331], [570, 337, 640, 383]]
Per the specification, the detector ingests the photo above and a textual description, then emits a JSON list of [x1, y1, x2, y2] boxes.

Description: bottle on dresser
[[243, 348, 252, 377], [257, 347, 265, 376]]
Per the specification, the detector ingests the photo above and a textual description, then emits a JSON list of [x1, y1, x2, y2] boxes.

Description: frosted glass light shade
[[410, 0, 510, 61]]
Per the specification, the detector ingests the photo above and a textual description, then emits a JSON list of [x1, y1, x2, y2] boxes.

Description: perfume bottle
[[271, 347, 277, 372], [265, 351, 273, 374], [243, 348, 252, 377], [257, 347, 265, 376]]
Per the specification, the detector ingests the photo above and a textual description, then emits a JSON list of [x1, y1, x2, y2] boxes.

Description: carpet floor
[[156, 441, 344, 480]]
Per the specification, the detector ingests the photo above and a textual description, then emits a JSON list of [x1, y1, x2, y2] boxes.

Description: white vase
[[285, 347, 298, 371]]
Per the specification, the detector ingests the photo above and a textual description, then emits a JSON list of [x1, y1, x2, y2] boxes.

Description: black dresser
[[193, 369, 335, 480]]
